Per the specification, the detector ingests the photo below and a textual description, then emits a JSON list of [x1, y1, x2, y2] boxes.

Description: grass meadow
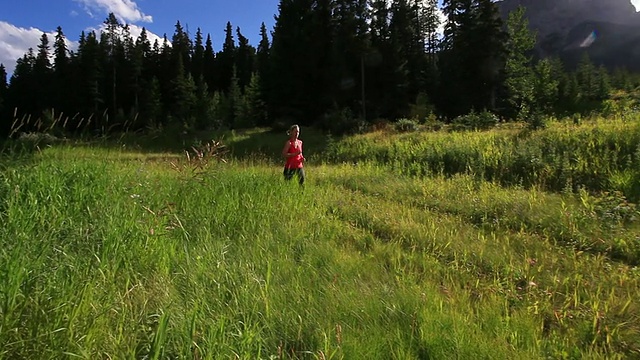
[[1, 118, 640, 359]]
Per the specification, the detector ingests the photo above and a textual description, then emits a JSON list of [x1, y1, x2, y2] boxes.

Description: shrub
[[526, 111, 547, 130], [408, 92, 434, 123], [452, 110, 499, 131], [320, 107, 366, 136], [394, 118, 419, 132]]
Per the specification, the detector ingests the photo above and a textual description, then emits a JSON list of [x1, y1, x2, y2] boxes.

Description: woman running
[[282, 124, 305, 185]]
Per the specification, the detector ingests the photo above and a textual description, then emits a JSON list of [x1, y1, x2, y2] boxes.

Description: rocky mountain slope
[[496, 0, 640, 70]]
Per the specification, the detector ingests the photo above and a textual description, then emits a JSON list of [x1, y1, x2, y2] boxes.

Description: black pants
[[283, 167, 305, 185]]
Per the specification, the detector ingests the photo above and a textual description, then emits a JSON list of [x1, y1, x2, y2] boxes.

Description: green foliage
[[408, 92, 434, 123], [439, 0, 507, 117], [504, 6, 537, 120], [526, 111, 547, 130], [326, 117, 640, 203], [235, 73, 266, 129], [394, 118, 419, 132], [533, 58, 560, 114], [320, 106, 365, 136], [211, 91, 231, 129], [193, 75, 215, 131], [452, 109, 499, 131]]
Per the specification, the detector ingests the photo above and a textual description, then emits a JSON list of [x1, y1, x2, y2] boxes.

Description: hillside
[[560, 21, 640, 71], [496, 0, 640, 69]]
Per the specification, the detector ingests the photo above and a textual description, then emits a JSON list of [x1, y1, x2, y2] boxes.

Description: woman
[[282, 124, 305, 185]]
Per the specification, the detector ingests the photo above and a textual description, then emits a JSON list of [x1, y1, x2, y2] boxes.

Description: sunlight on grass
[[1, 119, 640, 359]]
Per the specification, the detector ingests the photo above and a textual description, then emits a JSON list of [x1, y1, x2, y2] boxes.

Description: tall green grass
[[325, 118, 640, 201], [1, 118, 640, 359], [1, 147, 536, 359]]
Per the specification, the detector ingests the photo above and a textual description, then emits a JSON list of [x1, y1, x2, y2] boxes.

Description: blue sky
[[1, 0, 281, 75]]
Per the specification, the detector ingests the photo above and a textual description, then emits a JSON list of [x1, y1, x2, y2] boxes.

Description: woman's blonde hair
[[286, 124, 300, 136]]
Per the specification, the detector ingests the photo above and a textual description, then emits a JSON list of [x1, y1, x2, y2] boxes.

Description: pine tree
[[420, 0, 442, 97], [102, 13, 125, 118], [235, 27, 255, 90], [194, 75, 215, 130], [192, 28, 205, 82], [368, 0, 394, 119], [476, 0, 507, 110], [309, 0, 337, 120], [140, 76, 163, 128], [595, 65, 611, 101], [242, 72, 267, 128], [256, 23, 271, 126], [271, 0, 366, 123], [421, 0, 441, 62], [218, 22, 236, 92], [256, 23, 270, 79], [559, 71, 580, 113], [130, 28, 151, 116], [171, 21, 193, 74], [439, 0, 507, 117], [388, 0, 418, 116], [170, 55, 197, 126], [52, 27, 70, 115], [577, 53, 596, 101], [203, 34, 216, 92], [34, 33, 53, 114], [77, 31, 104, 120], [330, 0, 370, 120], [532, 58, 559, 114], [35, 33, 52, 73], [117, 24, 136, 119], [158, 34, 174, 118], [611, 68, 632, 91], [53, 27, 68, 74], [228, 68, 243, 128], [8, 49, 37, 128], [504, 6, 536, 119]]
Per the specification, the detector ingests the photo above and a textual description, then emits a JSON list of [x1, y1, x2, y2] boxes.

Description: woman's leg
[[283, 168, 295, 181], [296, 168, 306, 185]]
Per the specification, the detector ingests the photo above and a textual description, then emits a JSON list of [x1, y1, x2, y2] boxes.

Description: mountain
[[496, 0, 640, 70]]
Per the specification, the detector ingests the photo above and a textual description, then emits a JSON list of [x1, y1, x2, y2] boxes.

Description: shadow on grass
[[0, 126, 334, 169], [215, 127, 332, 163], [109, 126, 332, 162]]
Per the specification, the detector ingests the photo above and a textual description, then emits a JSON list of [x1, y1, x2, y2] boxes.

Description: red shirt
[[285, 139, 304, 169]]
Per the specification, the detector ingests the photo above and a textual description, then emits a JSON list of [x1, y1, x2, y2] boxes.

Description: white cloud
[[0, 21, 78, 76], [86, 23, 168, 47], [73, 0, 152, 23], [129, 25, 166, 46], [633, 0, 640, 12]]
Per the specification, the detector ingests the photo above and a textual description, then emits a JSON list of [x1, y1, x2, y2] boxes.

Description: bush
[[526, 111, 547, 130], [423, 113, 444, 131], [319, 107, 366, 136], [408, 92, 435, 123], [394, 118, 419, 132], [452, 110, 499, 131]]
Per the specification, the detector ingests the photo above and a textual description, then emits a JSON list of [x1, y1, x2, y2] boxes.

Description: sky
[[0, 0, 281, 76]]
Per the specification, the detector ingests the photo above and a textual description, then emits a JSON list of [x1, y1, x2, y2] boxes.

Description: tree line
[[0, 0, 637, 138]]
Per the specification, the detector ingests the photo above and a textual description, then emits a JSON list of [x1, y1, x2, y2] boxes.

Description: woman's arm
[[299, 142, 304, 162]]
